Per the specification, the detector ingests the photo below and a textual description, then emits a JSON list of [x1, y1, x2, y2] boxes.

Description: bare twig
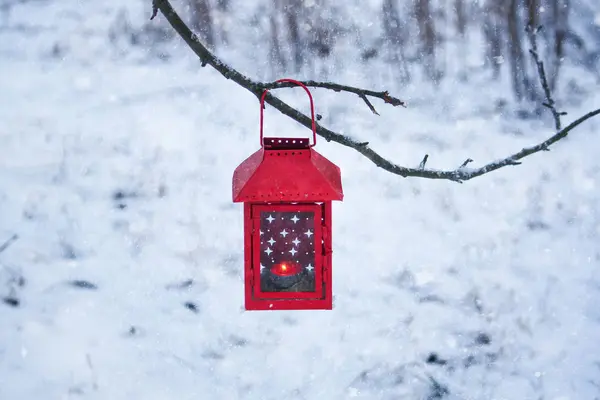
[[0, 234, 17, 254], [526, 24, 565, 132], [151, 0, 600, 183], [150, 2, 158, 19], [263, 80, 405, 111], [358, 93, 380, 115], [459, 158, 473, 169], [419, 154, 429, 170]]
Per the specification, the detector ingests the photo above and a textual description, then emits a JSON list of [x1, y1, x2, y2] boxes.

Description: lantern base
[[245, 297, 332, 311]]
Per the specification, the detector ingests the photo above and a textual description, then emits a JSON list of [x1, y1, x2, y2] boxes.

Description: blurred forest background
[[177, 0, 600, 104], [2, 0, 599, 108]]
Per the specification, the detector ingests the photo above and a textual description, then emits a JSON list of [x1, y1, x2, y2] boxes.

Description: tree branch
[[262, 80, 406, 111], [526, 24, 565, 132], [151, 0, 600, 183]]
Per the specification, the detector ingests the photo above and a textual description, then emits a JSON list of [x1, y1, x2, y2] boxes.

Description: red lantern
[[232, 79, 343, 311]]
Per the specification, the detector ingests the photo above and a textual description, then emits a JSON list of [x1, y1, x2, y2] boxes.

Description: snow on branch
[[151, 0, 600, 183]]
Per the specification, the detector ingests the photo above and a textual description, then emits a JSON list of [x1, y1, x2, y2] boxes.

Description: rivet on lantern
[[232, 78, 344, 311]]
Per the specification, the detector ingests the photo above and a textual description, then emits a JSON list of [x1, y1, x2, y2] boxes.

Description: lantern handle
[[260, 78, 317, 148]]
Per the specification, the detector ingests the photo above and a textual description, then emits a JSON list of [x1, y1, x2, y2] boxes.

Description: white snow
[[1, 1, 600, 399]]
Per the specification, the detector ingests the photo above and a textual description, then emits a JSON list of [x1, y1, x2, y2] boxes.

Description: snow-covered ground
[[1, 1, 600, 399]]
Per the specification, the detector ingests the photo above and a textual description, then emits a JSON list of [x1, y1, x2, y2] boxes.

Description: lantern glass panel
[[253, 205, 322, 297], [259, 210, 316, 292]]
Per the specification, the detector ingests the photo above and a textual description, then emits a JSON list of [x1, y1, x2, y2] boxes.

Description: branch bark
[[151, 0, 600, 183]]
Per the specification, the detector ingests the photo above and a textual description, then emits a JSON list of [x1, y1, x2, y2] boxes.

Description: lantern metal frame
[[232, 79, 343, 311]]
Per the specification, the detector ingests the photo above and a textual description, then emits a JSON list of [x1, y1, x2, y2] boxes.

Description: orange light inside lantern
[[271, 261, 301, 277]]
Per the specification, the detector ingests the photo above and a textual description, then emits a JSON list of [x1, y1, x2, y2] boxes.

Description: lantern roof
[[233, 137, 343, 203]]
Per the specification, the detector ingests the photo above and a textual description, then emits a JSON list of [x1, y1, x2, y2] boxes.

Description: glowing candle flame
[[271, 261, 300, 276]]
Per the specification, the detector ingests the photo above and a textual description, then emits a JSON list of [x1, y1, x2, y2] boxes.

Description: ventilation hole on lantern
[[284, 152, 288, 156], [292, 140, 296, 143], [278, 139, 282, 143], [277, 152, 280, 156], [291, 152, 295, 155]]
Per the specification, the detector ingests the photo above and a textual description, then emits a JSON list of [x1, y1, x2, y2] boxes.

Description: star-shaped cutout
[[280, 229, 289, 237], [304, 229, 313, 238], [265, 248, 273, 256], [267, 238, 276, 246], [260, 264, 266, 272], [289, 248, 297, 256], [306, 263, 314, 272], [292, 238, 300, 246], [259, 229, 264, 235], [291, 215, 299, 223], [266, 215, 275, 223]]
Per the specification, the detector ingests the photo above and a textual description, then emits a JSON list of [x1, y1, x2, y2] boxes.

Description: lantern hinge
[[321, 224, 332, 256], [249, 217, 260, 289], [321, 224, 331, 285]]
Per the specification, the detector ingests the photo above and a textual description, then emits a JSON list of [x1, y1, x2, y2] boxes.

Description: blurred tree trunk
[[454, 0, 467, 81], [507, 0, 527, 100], [306, 0, 335, 59], [455, 0, 466, 37], [283, 0, 303, 73], [549, 0, 570, 90], [483, 0, 504, 79], [381, 0, 410, 82], [215, 0, 230, 44], [269, 0, 287, 75], [526, 0, 538, 28], [414, 0, 437, 80], [189, 0, 215, 48]]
